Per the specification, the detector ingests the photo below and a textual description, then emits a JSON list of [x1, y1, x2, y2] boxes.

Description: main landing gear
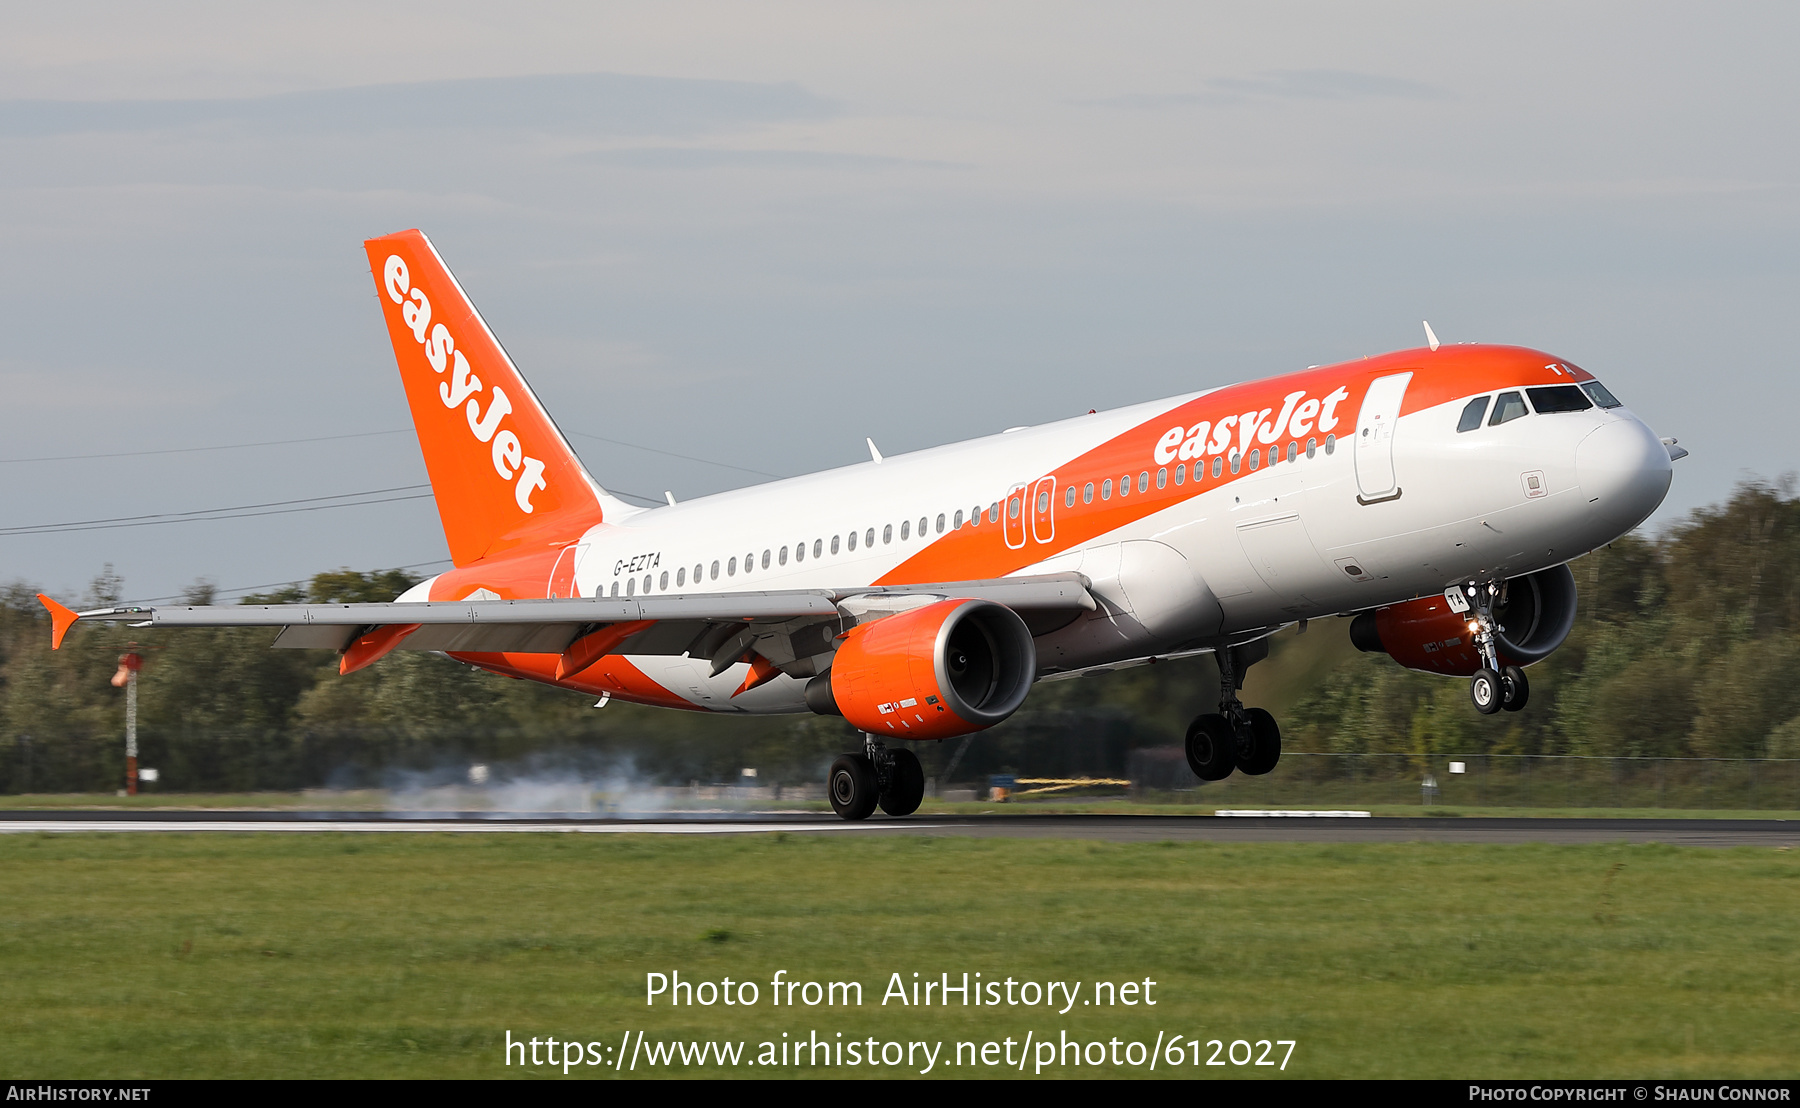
[[1185, 640, 1282, 782], [1458, 580, 1530, 716], [828, 735, 925, 821]]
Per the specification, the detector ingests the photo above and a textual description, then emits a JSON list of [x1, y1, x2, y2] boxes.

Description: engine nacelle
[[1349, 564, 1578, 677], [805, 599, 1036, 740]]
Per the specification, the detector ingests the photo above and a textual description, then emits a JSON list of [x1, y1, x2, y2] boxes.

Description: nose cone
[[1576, 419, 1673, 533]]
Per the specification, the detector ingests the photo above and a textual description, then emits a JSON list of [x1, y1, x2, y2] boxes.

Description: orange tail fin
[[364, 230, 624, 565]]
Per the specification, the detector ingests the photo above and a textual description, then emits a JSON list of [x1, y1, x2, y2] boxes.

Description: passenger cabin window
[[1173, 465, 1184, 485], [659, 571, 669, 590], [1065, 486, 1076, 508], [847, 531, 857, 551], [866, 528, 875, 548], [813, 539, 822, 558], [900, 520, 910, 540], [1489, 391, 1527, 426], [1138, 471, 1149, 493], [779, 546, 788, 565], [831, 535, 840, 555], [1527, 385, 1593, 414], [1213, 456, 1224, 477], [1102, 478, 1113, 500], [882, 525, 892, 545], [710, 560, 720, 580], [988, 503, 999, 523], [954, 510, 965, 528], [1582, 380, 1623, 409], [1457, 396, 1491, 432], [793, 542, 803, 562], [677, 567, 686, 587], [1083, 482, 1094, 504], [936, 513, 946, 533]]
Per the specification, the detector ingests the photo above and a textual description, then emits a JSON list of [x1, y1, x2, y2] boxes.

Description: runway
[[0, 810, 1793, 847]]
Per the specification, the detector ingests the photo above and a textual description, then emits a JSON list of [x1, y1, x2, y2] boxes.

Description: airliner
[[38, 230, 1681, 819]]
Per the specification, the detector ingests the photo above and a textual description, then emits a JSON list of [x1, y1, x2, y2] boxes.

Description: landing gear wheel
[[1236, 707, 1282, 775], [1501, 665, 1530, 712], [828, 754, 879, 821], [1470, 668, 1503, 715], [1185, 714, 1237, 781], [878, 748, 925, 817]]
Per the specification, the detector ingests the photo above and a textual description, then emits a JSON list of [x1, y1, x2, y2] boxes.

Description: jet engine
[[1349, 564, 1578, 677], [805, 598, 1036, 740]]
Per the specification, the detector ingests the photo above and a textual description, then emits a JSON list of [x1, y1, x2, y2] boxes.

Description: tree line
[[1, 482, 1796, 794]]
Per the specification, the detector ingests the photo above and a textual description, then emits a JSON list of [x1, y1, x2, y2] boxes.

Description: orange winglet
[[732, 654, 782, 698], [555, 620, 653, 681], [339, 623, 423, 675], [37, 594, 80, 651]]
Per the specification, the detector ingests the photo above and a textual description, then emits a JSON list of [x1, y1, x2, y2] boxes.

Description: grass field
[[1, 832, 1795, 1078]]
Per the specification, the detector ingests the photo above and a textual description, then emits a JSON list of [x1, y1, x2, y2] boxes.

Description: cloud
[[1090, 69, 1449, 109], [569, 147, 964, 171], [0, 72, 835, 139]]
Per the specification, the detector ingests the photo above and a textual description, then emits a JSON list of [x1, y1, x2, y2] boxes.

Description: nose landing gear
[[1459, 580, 1531, 715], [1185, 640, 1282, 782], [828, 734, 925, 821]]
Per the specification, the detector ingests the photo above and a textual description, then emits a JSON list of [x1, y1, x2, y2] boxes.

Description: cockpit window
[[1489, 391, 1527, 426], [1457, 396, 1490, 432], [1581, 380, 1623, 409], [1527, 385, 1594, 414]]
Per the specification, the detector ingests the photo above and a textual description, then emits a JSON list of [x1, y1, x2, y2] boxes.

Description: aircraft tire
[[1185, 714, 1237, 781], [828, 754, 880, 821], [1501, 665, 1530, 712], [878, 748, 926, 817], [1236, 708, 1282, 775], [1470, 668, 1504, 715]]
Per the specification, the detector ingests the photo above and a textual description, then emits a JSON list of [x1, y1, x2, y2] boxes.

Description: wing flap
[[50, 573, 1095, 658]]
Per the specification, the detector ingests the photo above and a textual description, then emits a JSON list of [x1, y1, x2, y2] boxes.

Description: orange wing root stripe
[[731, 654, 782, 698], [556, 620, 654, 681], [339, 623, 424, 675], [37, 594, 80, 651]]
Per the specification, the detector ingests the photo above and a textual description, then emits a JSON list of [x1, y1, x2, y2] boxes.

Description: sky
[[1, 2, 1794, 604]]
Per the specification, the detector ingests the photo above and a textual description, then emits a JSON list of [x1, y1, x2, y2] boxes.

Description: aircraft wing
[[38, 574, 1096, 663]]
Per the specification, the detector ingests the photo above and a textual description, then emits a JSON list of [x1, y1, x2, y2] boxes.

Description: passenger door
[[1354, 372, 1412, 503]]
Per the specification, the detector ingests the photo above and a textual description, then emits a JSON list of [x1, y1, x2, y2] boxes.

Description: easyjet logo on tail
[[383, 254, 548, 514]]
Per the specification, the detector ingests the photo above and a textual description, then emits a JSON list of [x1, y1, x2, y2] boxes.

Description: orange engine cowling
[[807, 599, 1036, 740], [1349, 564, 1578, 677]]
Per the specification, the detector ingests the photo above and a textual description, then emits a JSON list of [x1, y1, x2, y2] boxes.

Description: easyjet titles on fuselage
[[1152, 386, 1351, 468]]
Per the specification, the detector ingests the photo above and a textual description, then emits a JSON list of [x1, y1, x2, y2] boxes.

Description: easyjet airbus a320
[[40, 230, 1682, 819]]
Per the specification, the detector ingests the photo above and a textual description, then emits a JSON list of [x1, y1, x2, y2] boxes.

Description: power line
[[0, 486, 434, 537], [0, 429, 409, 465], [566, 429, 785, 479], [0, 423, 786, 482]]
